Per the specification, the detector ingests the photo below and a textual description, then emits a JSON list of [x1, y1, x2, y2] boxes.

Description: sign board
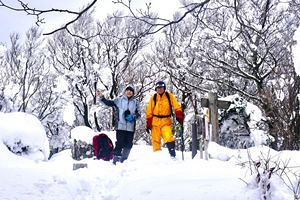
[[200, 92, 231, 142]]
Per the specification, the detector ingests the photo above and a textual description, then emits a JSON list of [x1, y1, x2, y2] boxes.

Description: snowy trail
[[0, 145, 247, 200], [115, 147, 245, 200], [1, 144, 299, 200]]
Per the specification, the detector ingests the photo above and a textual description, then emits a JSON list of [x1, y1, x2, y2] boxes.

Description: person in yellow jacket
[[146, 81, 184, 158]]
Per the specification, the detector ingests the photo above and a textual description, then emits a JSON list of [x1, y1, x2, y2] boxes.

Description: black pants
[[113, 130, 134, 156]]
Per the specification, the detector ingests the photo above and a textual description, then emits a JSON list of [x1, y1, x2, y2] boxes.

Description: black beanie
[[155, 81, 166, 90], [125, 86, 135, 94]]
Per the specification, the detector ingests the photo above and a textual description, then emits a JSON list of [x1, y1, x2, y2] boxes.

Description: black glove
[[146, 128, 151, 134]]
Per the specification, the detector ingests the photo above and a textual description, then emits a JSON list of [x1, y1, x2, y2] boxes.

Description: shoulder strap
[[165, 92, 173, 116], [153, 93, 157, 107], [153, 92, 173, 116]]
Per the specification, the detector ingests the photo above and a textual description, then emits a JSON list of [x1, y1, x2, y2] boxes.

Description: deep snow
[[0, 112, 299, 200]]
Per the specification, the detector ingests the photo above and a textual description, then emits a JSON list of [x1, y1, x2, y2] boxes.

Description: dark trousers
[[113, 130, 134, 156]]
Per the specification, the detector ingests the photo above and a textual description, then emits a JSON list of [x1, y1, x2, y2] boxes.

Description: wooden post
[[198, 116, 204, 159], [204, 115, 210, 160], [208, 92, 218, 143], [201, 93, 231, 143], [191, 122, 197, 159]]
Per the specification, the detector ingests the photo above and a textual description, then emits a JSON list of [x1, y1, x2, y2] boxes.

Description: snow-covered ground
[[0, 112, 299, 200]]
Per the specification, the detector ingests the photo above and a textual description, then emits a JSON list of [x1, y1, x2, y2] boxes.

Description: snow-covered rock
[[0, 112, 49, 161]]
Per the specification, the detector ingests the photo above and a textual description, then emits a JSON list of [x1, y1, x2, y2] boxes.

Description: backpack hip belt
[[153, 114, 171, 118]]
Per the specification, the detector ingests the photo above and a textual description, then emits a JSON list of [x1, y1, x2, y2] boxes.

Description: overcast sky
[[0, 0, 87, 43], [0, 0, 180, 44]]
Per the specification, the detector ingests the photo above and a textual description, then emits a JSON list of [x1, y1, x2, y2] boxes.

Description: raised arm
[[96, 89, 116, 107]]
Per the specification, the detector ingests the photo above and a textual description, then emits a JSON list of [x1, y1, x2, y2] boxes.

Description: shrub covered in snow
[[219, 106, 254, 149], [70, 126, 97, 160], [219, 94, 270, 149], [0, 112, 49, 161]]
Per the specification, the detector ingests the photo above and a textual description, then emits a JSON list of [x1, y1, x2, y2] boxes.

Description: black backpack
[[93, 133, 114, 161]]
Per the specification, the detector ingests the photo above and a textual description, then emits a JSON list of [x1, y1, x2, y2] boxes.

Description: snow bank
[[70, 126, 97, 144], [0, 112, 49, 161]]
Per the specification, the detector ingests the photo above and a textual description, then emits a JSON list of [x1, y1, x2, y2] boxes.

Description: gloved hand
[[175, 110, 184, 125], [146, 128, 151, 134], [146, 117, 152, 129], [125, 114, 135, 122], [96, 89, 104, 97]]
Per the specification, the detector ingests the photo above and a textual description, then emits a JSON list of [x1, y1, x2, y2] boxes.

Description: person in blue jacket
[[96, 85, 140, 164]]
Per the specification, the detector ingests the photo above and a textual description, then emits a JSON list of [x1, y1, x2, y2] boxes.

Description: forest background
[[0, 0, 299, 156]]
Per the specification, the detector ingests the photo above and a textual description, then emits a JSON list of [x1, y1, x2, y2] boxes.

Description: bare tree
[[0, 0, 97, 35], [113, 0, 210, 35]]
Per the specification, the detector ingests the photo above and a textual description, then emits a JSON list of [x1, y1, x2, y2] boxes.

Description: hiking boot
[[166, 141, 176, 158], [112, 155, 121, 165], [170, 156, 177, 161], [120, 148, 131, 163]]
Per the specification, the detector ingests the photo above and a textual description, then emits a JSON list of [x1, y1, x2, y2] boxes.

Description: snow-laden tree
[[47, 10, 98, 130], [48, 10, 153, 140], [143, 0, 299, 150], [155, 0, 299, 150], [91, 13, 156, 141], [0, 27, 68, 152], [196, 0, 300, 150]]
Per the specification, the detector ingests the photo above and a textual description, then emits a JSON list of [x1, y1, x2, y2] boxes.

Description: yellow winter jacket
[[146, 91, 182, 127]]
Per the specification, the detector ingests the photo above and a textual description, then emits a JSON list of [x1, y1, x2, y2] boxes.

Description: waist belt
[[153, 114, 171, 118]]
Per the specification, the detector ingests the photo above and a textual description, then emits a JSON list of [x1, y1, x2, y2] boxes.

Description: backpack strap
[[153, 93, 157, 107]]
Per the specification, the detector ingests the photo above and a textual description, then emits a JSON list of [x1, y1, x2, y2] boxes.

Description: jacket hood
[[124, 84, 135, 94]]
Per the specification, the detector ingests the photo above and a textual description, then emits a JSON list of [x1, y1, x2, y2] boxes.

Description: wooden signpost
[[201, 92, 231, 143], [191, 92, 231, 160]]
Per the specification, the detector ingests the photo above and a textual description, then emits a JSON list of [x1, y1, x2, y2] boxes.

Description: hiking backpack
[[92, 133, 114, 161]]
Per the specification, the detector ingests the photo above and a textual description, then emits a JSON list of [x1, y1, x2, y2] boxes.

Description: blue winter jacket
[[97, 95, 140, 132]]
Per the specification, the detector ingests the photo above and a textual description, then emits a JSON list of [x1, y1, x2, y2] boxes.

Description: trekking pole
[[180, 125, 184, 160]]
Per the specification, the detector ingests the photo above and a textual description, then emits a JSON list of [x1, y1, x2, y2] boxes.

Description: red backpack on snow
[[92, 133, 114, 161]]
